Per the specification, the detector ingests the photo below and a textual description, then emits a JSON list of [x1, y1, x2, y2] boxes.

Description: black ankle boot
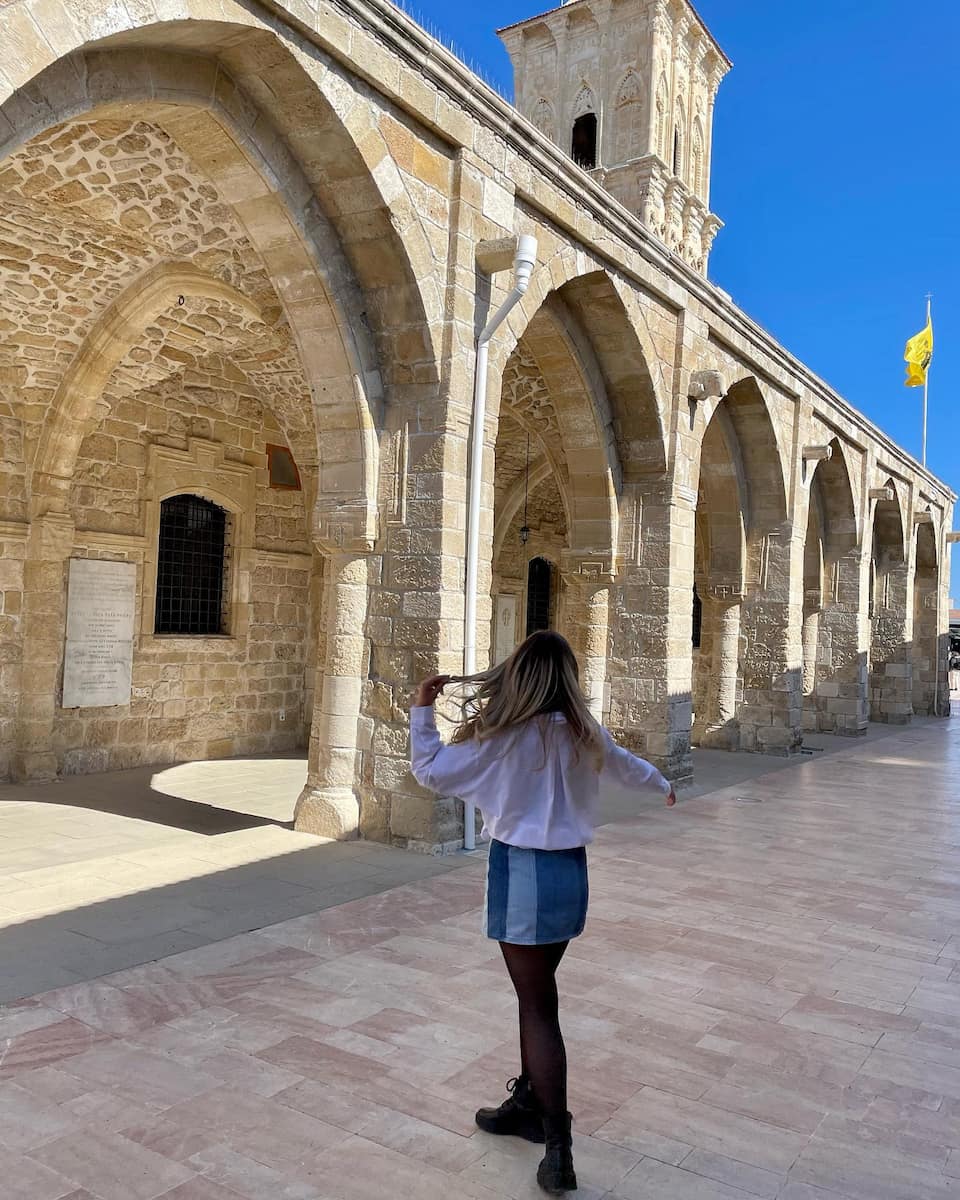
[[475, 1075, 545, 1143], [537, 1112, 577, 1195]]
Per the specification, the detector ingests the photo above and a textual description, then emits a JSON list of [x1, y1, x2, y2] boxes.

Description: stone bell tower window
[[155, 494, 229, 636], [572, 113, 598, 169]]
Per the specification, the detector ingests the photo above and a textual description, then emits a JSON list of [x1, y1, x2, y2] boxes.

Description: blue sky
[[400, 0, 960, 594]]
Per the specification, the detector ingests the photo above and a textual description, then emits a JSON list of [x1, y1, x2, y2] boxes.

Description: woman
[[410, 631, 676, 1195]]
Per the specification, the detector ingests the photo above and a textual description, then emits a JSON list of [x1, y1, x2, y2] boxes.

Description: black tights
[[499, 940, 569, 1119]]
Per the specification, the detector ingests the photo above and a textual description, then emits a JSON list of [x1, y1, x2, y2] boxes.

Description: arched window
[[656, 77, 669, 159], [692, 584, 703, 648], [692, 120, 705, 194], [614, 71, 643, 163], [673, 107, 685, 177], [532, 98, 556, 141], [155, 494, 229, 635], [526, 557, 553, 636], [571, 113, 598, 169]]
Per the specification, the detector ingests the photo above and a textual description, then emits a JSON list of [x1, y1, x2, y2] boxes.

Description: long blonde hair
[[448, 631, 604, 767]]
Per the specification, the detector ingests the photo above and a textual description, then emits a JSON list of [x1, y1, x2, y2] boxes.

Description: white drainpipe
[[462, 234, 538, 851]]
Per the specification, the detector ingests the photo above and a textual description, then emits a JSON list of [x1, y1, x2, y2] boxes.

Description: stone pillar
[[698, 596, 741, 749], [800, 601, 820, 731], [561, 558, 612, 722], [13, 512, 75, 781], [737, 531, 803, 755], [869, 560, 912, 724], [606, 483, 695, 785], [812, 553, 868, 735], [295, 551, 371, 839], [912, 569, 940, 716]]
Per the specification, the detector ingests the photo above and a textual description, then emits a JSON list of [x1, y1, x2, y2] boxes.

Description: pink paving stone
[[3, 719, 960, 1199]]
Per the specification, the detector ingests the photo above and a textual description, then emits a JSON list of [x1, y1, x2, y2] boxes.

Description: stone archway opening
[[490, 295, 619, 720], [692, 407, 746, 750], [802, 441, 863, 735], [692, 377, 794, 754], [869, 481, 910, 724], [912, 519, 940, 716]]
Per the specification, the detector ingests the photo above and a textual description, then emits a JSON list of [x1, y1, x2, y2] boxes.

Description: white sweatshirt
[[410, 706, 671, 850]]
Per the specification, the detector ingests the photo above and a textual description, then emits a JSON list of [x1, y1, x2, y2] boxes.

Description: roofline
[[497, 0, 733, 70]]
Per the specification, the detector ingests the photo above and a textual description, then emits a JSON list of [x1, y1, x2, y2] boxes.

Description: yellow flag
[[904, 318, 933, 388]]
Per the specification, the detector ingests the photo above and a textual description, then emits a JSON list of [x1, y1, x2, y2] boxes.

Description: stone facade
[[0, 0, 953, 850]]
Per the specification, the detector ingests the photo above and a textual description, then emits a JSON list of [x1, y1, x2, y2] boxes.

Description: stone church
[[0, 0, 952, 851]]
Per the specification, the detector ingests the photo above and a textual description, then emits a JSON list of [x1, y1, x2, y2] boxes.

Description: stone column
[[13, 512, 75, 781], [698, 595, 741, 749], [800, 600, 820, 732], [295, 550, 371, 839], [813, 552, 868, 735], [869, 559, 912, 724], [737, 531, 803, 755], [606, 483, 695, 785], [561, 558, 612, 722], [912, 569, 940, 716]]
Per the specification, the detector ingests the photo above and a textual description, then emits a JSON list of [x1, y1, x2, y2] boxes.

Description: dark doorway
[[572, 113, 598, 169], [526, 557, 553, 636]]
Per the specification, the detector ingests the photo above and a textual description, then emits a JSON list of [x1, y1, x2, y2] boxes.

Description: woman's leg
[[499, 940, 570, 1118]]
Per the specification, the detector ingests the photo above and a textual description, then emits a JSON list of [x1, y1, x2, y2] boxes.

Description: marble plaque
[[62, 559, 137, 709]]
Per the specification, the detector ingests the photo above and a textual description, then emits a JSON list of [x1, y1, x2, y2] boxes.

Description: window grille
[[526, 557, 552, 637], [155, 494, 229, 636]]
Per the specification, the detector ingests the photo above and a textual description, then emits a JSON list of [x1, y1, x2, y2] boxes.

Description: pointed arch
[[532, 98, 556, 141], [656, 76, 670, 160], [614, 69, 645, 164], [573, 82, 597, 118], [692, 117, 705, 195], [673, 102, 686, 177]]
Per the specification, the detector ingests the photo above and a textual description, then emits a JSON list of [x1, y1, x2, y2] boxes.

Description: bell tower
[[498, 0, 731, 273]]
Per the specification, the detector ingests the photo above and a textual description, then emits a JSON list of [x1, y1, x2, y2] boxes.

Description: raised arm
[[409, 705, 479, 796], [601, 728, 677, 806]]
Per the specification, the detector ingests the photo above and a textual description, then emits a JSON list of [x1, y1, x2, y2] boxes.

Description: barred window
[[155, 494, 229, 636], [526, 557, 552, 637]]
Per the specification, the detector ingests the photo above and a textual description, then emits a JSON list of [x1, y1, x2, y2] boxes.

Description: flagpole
[[923, 294, 932, 467]]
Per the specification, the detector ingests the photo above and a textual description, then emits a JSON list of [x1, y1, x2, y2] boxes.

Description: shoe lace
[[505, 1077, 520, 1096]]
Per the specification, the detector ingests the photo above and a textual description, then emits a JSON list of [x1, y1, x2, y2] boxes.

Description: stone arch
[[500, 254, 668, 478], [614, 70, 644, 163], [532, 98, 556, 141], [1, 30, 442, 546], [912, 518, 941, 715], [869, 478, 911, 723], [692, 117, 705, 194], [656, 75, 670, 160], [32, 263, 262, 516], [801, 437, 865, 733], [692, 378, 794, 753]]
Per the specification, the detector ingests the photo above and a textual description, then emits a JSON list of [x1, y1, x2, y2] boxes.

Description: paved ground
[[1, 715, 958, 1199], [0, 724, 911, 1003]]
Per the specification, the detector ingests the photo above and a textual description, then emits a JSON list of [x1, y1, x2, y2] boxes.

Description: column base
[[294, 785, 360, 840], [696, 722, 740, 751], [11, 751, 59, 783]]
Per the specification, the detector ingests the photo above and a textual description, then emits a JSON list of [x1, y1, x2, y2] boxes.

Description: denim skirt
[[485, 839, 589, 945]]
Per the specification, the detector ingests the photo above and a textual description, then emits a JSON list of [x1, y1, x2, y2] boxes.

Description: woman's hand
[[665, 787, 677, 807], [412, 675, 451, 708]]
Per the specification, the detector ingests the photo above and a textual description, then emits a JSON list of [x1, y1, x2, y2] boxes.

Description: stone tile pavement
[[0, 726, 911, 1004], [1, 716, 959, 1198]]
